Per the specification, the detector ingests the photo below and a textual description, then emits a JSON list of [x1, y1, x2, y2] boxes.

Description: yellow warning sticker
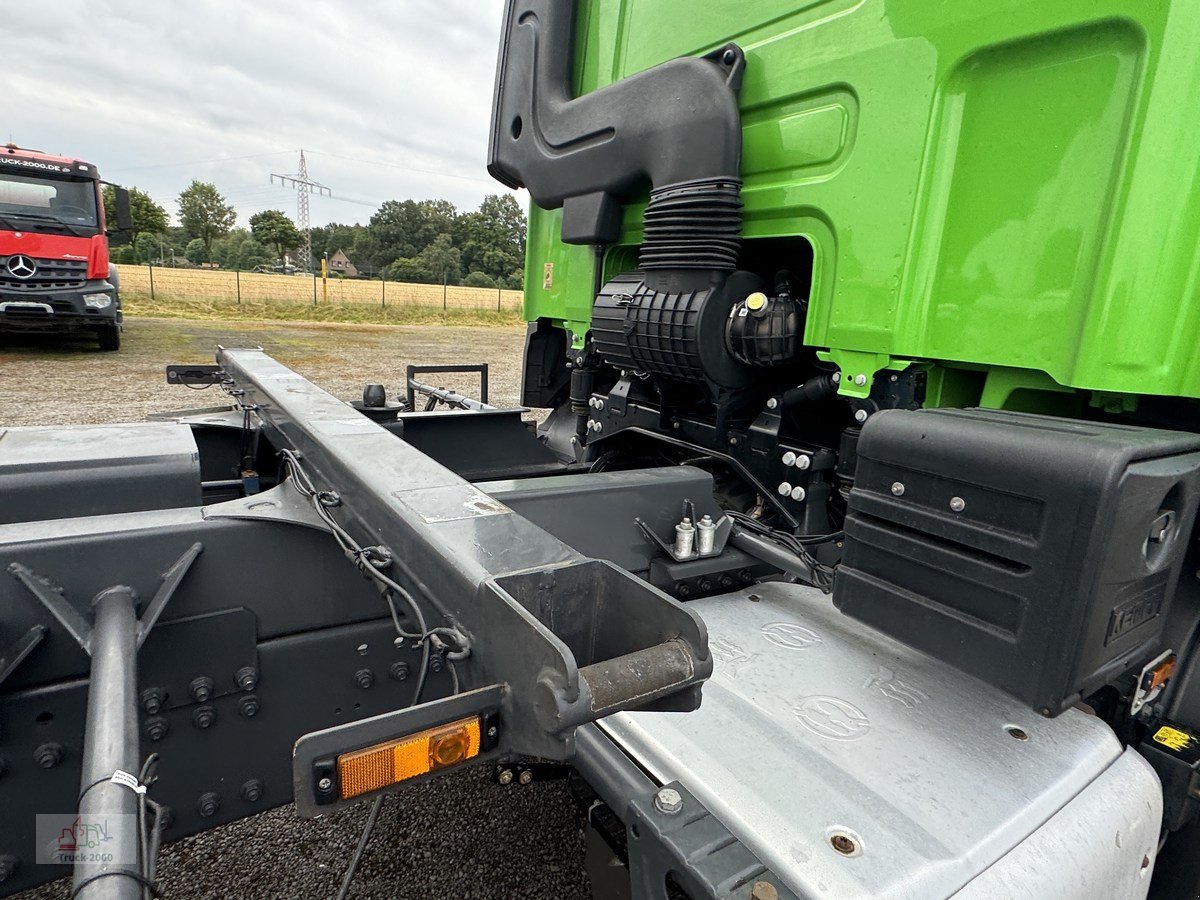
[[1154, 725, 1192, 752]]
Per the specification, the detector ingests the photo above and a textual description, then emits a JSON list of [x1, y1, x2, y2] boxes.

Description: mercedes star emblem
[[6, 255, 37, 279]]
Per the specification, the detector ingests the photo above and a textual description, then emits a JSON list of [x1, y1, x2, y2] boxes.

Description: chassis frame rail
[[216, 348, 710, 760]]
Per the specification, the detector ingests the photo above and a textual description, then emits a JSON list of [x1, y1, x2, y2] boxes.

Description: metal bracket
[[202, 482, 333, 533], [406, 363, 489, 411], [7, 542, 204, 654], [636, 500, 733, 562], [0, 624, 46, 687], [166, 364, 225, 386]]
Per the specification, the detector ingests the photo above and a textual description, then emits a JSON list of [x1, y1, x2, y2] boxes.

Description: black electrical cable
[[279, 449, 473, 899], [334, 795, 385, 900], [724, 509, 839, 591]]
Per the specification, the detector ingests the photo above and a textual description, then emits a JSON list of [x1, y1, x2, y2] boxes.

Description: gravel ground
[[1, 318, 592, 900]]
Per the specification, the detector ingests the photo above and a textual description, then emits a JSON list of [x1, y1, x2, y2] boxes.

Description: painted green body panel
[[523, 0, 1200, 400]]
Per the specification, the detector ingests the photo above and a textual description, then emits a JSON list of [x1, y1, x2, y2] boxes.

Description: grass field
[[117, 264, 523, 311], [122, 293, 524, 327]]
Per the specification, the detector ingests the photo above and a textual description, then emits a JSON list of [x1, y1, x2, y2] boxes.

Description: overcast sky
[[6, 0, 520, 228]]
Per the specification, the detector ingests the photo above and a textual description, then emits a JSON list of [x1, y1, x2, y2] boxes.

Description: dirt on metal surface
[[2, 318, 591, 900]]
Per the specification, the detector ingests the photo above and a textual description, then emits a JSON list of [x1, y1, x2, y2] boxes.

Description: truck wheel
[[97, 325, 121, 352]]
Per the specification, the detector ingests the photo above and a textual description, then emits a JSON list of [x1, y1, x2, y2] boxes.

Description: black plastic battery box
[[834, 408, 1200, 715]]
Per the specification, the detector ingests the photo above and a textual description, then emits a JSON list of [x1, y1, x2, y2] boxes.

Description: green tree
[[368, 198, 457, 265], [177, 180, 235, 256], [249, 209, 304, 266], [185, 238, 210, 265], [456, 194, 526, 282], [133, 232, 160, 264], [235, 239, 270, 271], [418, 233, 461, 284], [102, 186, 168, 244], [463, 271, 495, 288], [384, 257, 429, 283]]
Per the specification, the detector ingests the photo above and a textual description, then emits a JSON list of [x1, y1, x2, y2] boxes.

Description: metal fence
[[115, 265, 524, 311]]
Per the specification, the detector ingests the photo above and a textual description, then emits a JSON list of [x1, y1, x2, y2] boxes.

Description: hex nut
[[189, 676, 214, 703], [654, 787, 683, 815], [141, 687, 165, 715], [192, 705, 217, 729], [145, 717, 170, 742], [33, 743, 63, 769], [428, 654, 445, 674], [240, 779, 265, 803], [238, 695, 261, 718], [235, 667, 259, 692], [196, 792, 221, 818], [157, 806, 175, 831], [389, 661, 410, 682], [354, 668, 376, 690]]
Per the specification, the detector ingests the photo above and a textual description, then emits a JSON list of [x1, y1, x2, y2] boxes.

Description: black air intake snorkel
[[489, 1, 771, 392], [488, 0, 745, 293]]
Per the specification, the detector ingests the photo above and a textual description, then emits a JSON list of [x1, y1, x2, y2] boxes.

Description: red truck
[[0, 144, 132, 350]]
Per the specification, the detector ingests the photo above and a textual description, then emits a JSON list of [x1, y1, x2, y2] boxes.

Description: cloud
[[6, 0, 521, 227]]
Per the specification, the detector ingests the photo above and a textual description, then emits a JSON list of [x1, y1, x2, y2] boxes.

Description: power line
[[303, 149, 497, 186], [107, 149, 297, 175]]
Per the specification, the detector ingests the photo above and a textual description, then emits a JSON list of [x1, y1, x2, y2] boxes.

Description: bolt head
[[33, 743, 63, 769], [498, 768, 514, 785], [854, 409, 868, 423], [238, 695, 260, 718], [777, 482, 793, 496], [950, 496, 966, 512], [317, 777, 333, 792], [354, 668, 376, 689], [189, 676, 214, 703], [241, 779, 264, 803], [722, 48, 737, 65], [854, 373, 867, 386], [891, 482, 905, 496], [145, 717, 169, 742], [729, 436, 738, 446], [781, 451, 797, 466], [766, 397, 779, 410], [832, 372, 841, 383], [795, 454, 811, 470], [235, 667, 259, 691], [518, 769, 533, 785], [790, 486, 807, 502], [141, 688, 164, 715], [196, 792, 220, 818], [654, 787, 683, 815]]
